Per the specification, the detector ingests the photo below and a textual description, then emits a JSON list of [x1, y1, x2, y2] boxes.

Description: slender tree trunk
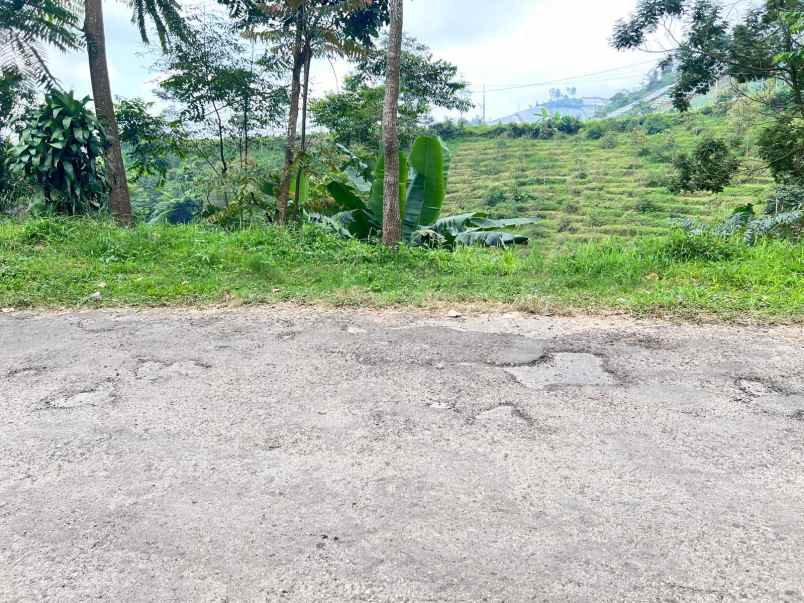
[[276, 6, 305, 225], [243, 92, 249, 167], [293, 41, 312, 220], [382, 0, 403, 247], [84, 0, 132, 225], [211, 101, 228, 177]]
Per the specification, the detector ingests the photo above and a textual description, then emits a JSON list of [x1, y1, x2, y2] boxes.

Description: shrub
[[431, 119, 465, 140], [484, 186, 507, 207], [758, 116, 804, 185], [635, 199, 658, 213], [10, 90, 108, 215], [557, 216, 577, 233], [556, 115, 582, 135], [641, 114, 675, 135], [585, 124, 604, 140], [600, 133, 618, 149], [670, 137, 739, 193], [661, 230, 741, 262]]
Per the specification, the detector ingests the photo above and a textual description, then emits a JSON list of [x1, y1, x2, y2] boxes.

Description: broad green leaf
[[334, 209, 373, 239], [403, 136, 445, 240], [368, 151, 408, 227], [456, 231, 529, 247], [327, 181, 368, 213]]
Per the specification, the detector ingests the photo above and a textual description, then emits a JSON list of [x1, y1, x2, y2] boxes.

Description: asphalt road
[[1, 307, 803, 601]]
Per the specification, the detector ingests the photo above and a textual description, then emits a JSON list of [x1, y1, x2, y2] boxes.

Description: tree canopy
[[612, 0, 804, 114]]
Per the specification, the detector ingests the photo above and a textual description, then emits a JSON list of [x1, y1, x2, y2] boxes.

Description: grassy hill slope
[[444, 111, 774, 248]]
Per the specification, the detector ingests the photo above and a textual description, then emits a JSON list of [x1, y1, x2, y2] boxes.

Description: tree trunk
[[382, 0, 404, 247], [276, 6, 305, 225], [293, 41, 312, 220], [84, 0, 132, 225]]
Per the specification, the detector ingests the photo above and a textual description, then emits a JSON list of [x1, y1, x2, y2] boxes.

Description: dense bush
[[10, 91, 108, 215], [758, 116, 804, 185], [484, 185, 507, 207], [440, 114, 583, 141], [430, 119, 466, 140], [585, 124, 604, 140], [670, 137, 739, 193]]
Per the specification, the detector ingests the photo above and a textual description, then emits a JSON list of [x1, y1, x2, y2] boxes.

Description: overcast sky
[[49, 0, 657, 121]]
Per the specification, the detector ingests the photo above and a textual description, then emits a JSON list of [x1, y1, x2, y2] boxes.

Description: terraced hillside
[[444, 113, 774, 247]]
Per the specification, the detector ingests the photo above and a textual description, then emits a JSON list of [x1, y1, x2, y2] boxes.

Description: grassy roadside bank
[[0, 218, 801, 322]]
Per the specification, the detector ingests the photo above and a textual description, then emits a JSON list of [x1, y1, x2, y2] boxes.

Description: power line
[[466, 59, 660, 94]]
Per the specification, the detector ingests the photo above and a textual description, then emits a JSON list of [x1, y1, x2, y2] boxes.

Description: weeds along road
[[1, 306, 803, 601]]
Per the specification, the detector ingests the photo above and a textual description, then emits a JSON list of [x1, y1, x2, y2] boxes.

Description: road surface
[[2, 307, 803, 601]]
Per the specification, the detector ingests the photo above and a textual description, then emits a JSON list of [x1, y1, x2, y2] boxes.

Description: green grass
[[1, 218, 801, 322], [444, 112, 774, 247]]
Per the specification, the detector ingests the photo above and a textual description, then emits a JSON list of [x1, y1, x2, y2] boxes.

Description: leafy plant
[[116, 98, 187, 185], [319, 135, 537, 247], [670, 137, 739, 194], [758, 115, 804, 185], [10, 90, 108, 215], [484, 185, 507, 207], [678, 195, 803, 245]]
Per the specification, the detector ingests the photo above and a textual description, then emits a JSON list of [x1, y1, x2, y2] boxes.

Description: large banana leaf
[[428, 212, 539, 235], [325, 182, 376, 238], [456, 231, 530, 247], [261, 172, 309, 207], [368, 151, 409, 227], [305, 212, 354, 238], [327, 181, 369, 213], [402, 136, 446, 240], [417, 211, 539, 248], [335, 209, 374, 239]]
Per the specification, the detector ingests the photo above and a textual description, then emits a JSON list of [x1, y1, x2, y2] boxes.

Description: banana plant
[[318, 135, 538, 247]]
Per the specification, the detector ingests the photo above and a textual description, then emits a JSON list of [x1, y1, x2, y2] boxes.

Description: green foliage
[[1, 218, 801, 321], [311, 37, 469, 151], [10, 90, 108, 215], [758, 115, 804, 185], [354, 36, 472, 112], [766, 185, 804, 214], [321, 135, 537, 247], [671, 137, 739, 193], [154, 12, 289, 175], [310, 77, 422, 150], [679, 187, 803, 245], [484, 186, 507, 207], [586, 124, 604, 140], [116, 98, 188, 184], [660, 229, 741, 262], [0, 66, 37, 212], [612, 0, 804, 187], [0, 0, 80, 87]]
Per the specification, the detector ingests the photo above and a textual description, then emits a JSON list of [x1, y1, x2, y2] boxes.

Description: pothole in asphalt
[[40, 382, 116, 410], [736, 378, 777, 398], [136, 359, 211, 381], [506, 352, 615, 389], [476, 404, 532, 430], [735, 378, 804, 420]]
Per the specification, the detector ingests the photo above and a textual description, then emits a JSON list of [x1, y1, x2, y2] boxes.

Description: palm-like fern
[[128, 0, 189, 49], [0, 0, 81, 87], [1, 0, 188, 90]]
